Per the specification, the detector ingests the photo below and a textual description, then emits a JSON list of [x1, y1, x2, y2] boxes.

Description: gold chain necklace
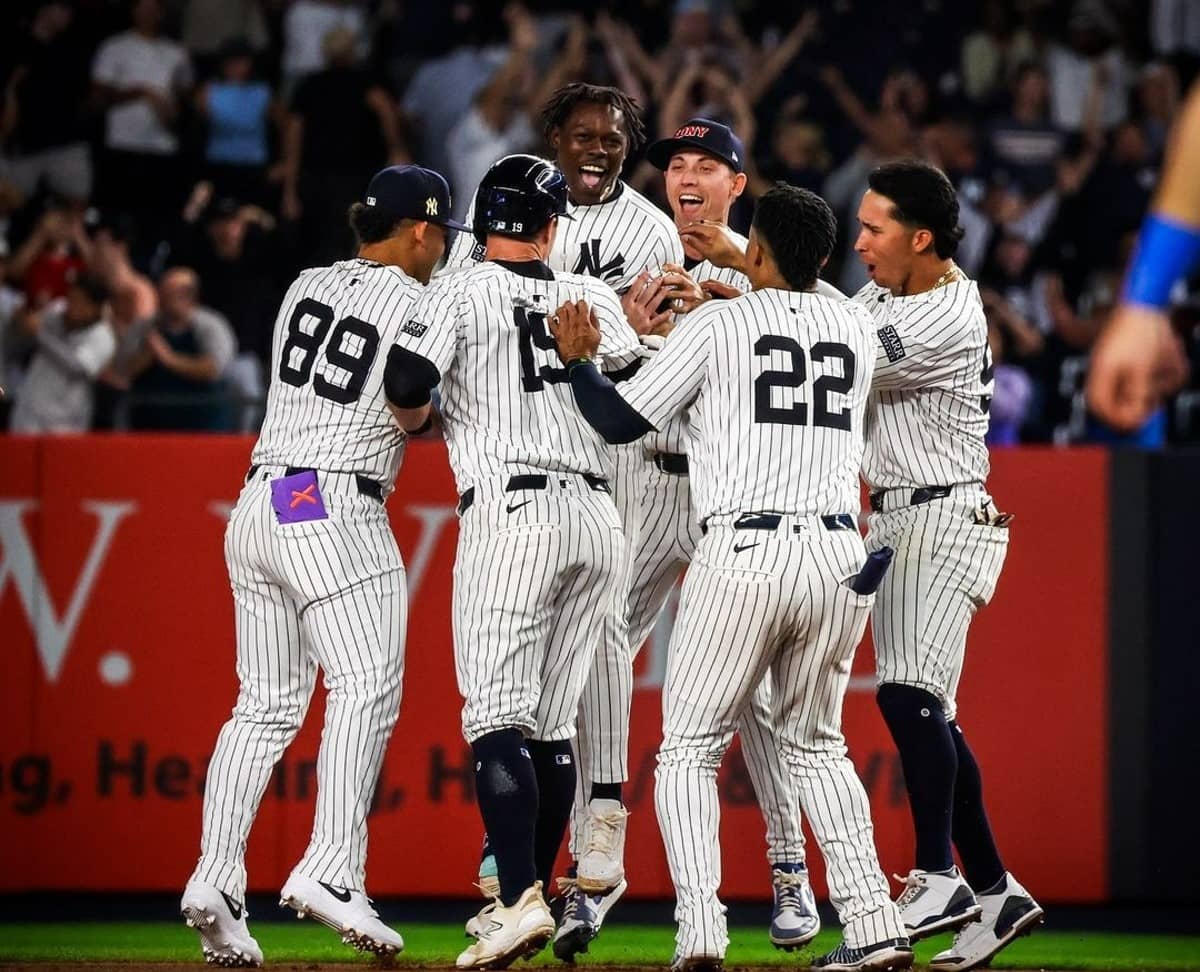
[[934, 263, 963, 289]]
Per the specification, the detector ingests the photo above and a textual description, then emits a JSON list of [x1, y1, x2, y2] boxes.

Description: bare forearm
[[1155, 82, 1200, 226]]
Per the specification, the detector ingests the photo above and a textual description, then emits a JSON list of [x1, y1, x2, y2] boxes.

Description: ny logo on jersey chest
[[573, 239, 625, 282]]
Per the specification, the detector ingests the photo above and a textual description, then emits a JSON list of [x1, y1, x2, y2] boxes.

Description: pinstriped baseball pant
[[866, 492, 1009, 720], [570, 460, 810, 865], [453, 481, 624, 743], [191, 471, 406, 899], [655, 521, 905, 958]]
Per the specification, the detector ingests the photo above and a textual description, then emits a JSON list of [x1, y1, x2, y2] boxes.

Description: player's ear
[[911, 227, 934, 256], [549, 127, 562, 150], [731, 172, 748, 199]]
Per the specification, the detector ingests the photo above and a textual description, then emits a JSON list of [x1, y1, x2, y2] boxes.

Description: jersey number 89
[[278, 298, 380, 405]]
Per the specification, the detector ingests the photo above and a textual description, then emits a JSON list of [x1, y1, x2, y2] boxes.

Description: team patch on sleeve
[[402, 319, 430, 338], [470, 241, 486, 262], [877, 324, 906, 362]]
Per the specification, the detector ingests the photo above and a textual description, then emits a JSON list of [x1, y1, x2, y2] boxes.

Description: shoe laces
[[894, 871, 926, 907], [586, 809, 624, 855], [773, 871, 809, 912], [555, 877, 580, 921]]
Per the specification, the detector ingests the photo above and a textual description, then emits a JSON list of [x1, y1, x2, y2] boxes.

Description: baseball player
[[387, 154, 644, 971], [180, 165, 468, 967], [851, 160, 1042, 969], [553, 119, 825, 962], [444, 83, 685, 930], [552, 184, 913, 972]]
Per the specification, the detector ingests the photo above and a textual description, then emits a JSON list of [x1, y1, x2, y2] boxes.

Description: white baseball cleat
[[575, 799, 629, 893], [929, 873, 1044, 971], [769, 866, 820, 950], [180, 879, 263, 968], [278, 872, 403, 956], [457, 881, 555, 970], [670, 952, 725, 972], [893, 866, 982, 941], [552, 876, 627, 962]]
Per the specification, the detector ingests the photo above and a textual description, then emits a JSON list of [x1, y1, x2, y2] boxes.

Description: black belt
[[652, 452, 689, 475], [702, 512, 857, 535], [869, 485, 953, 513], [246, 464, 384, 502], [457, 473, 611, 515]]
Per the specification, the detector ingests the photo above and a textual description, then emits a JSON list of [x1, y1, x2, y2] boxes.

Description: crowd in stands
[[2, 0, 1199, 445]]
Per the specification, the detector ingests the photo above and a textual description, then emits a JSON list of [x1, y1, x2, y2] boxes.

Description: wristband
[[566, 356, 594, 372], [1123, 214, 1200, 310]]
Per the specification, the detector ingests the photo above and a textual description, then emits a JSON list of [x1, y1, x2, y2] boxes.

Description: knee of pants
[[876, 682, 947, 725], [232, 696, 307, 734], [656, 740, 725, 773], [778, 737, 848, 773]]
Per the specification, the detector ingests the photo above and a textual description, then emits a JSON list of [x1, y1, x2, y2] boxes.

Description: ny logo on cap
[[426, 196, 438, 216], [676, 125, 711, 139], [366, 195, 377, 206]]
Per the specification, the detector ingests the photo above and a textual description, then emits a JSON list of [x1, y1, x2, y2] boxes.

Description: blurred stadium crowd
[[1, 0, 1199, 444]]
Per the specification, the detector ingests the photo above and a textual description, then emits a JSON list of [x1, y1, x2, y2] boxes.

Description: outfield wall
[[0, 438, 1119, 901]]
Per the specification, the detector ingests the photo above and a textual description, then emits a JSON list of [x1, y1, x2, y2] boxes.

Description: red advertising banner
[[0, 438, 1108, 901]]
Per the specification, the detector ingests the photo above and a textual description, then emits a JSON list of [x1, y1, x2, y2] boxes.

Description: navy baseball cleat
[[552, 876, 627, 963], [812, 937, 914, 972], [769, 864, 820, 950]]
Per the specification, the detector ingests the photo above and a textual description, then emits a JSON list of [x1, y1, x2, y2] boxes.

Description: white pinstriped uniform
[[613, 289, 905, 958], [854, 278, 1008, 720], [191, 259, 421, 900], [394, 260, 642, 742]]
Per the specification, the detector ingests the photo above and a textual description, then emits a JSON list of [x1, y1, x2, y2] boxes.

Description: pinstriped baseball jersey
[[444, 181, 684, 293], [395, 261, 642, 490], [853, 277, 993, 490], [619, 289, 875, 521], [252, 259, 424, 488]]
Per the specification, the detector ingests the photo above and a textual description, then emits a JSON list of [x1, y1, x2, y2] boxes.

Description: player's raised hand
[[701, 279, 743, 300], [659, 263, 707, 313], [1086, 304, 1174, 430], [678, 220, 747, 270], [620, 271, 674, 336], [550, 299, 602, 363]]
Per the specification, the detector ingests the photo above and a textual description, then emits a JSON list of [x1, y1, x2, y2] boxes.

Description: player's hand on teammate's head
[[549, 299, 602, 362], [1085, 303, 1174, 431], [678, 220, 746, 271], [701, 279, 742, 301], [620, 271, 675, 336], [659, 263, 707, 313]]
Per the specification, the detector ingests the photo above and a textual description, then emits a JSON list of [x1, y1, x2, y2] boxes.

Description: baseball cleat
[[893, 867, 981, 941], [278, 872, 403, 956], [929, 873, 1044, 971], [670, 954, 724, 972], [180, 879, 263, 968], [457, 881, 555, 970], [552, 875, 628, 962], [575, 799, 629, 893], [811, 937, 914, 972], [769, 865, 820, 950]]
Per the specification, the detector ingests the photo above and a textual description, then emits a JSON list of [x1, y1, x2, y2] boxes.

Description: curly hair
[[538, 82, 647, 154], [752, 183, 838, 291], [868, 160, 964, 259]]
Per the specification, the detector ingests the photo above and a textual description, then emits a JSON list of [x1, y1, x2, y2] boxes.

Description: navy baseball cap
[[363, 165, 470, 231], [647, 118, 745, 174]]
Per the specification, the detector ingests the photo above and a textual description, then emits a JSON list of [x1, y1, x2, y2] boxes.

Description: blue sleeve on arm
[[1124, 214, 1200, 310], [569, 361, 655, 444]]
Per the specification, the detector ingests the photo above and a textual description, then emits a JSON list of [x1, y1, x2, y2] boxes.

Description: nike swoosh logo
[[319, 881, 353, 903], [506, 501, 531, 513], [221, 892, 244, 920], [732, 542, 759, 553]]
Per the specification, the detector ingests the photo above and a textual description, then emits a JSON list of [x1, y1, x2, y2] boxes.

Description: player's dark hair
[[539, 82, 647, 154], [751, 183, 837, 291], [867, 159, 964, 259], [348, 203, 414, 245]]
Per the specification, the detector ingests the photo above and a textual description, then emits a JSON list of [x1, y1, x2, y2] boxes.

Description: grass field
[[0, 922, 1197, 970]]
